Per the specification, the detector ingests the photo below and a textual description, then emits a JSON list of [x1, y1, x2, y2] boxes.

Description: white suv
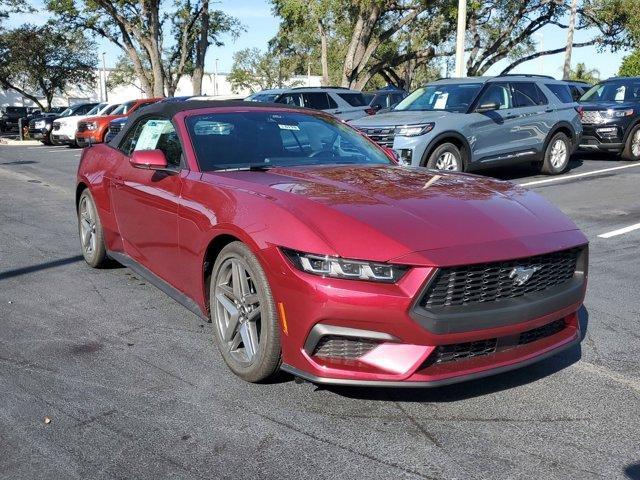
[[51, 102, 120, 146], [272, 87, 374, 121]]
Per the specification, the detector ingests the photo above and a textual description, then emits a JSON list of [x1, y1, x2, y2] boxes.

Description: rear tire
[[210, 242, 281, 383], [540, 132, 570, 175], [622, 125, 640, 160], [77, 189, 108, 268], [425, 143, 464, 172]]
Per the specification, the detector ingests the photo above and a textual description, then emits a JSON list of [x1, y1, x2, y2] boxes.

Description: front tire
[[622, 124, 640, 160], [541, 132, 570, 174], [210, 242, 281, 383], [425, 143, 464, 172], [77, 189, 108, 268]]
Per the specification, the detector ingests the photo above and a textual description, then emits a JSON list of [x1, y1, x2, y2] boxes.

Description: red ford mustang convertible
[[76, 101, 588, 386]]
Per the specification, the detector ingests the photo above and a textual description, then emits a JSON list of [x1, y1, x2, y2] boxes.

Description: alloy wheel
[[79, 196, 97, 257], [435, 151, 459, 170], [550, 139, 567, 169], [214, 257, 262, 364], [632, 130, 640, 157]]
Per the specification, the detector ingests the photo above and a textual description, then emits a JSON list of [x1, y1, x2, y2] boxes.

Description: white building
[[0, 69, 322, 108]]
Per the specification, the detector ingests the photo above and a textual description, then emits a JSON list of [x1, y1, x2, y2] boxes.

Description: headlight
[[282, 248, 408, 283], [395, 123, 434, 137], [34, 120, 45, 129], [600, 109, 633, 119], [85, 122, 98, 131]]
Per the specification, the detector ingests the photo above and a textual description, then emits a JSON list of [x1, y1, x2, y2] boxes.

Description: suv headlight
[[395, 123, 435, 137], [85, 122, 98, 131], [600, 109, 633, 119], [282, 248, 408, 283], [34, 120, 45, 129]]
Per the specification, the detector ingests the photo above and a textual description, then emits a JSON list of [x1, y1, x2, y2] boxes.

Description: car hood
[[208, 165, 584, 266], [81, 114, 124, 125], [579, 101, 637, 111], [351, 110, 456, 127]]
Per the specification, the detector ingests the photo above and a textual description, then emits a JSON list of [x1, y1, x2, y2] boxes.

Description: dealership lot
[[0, 145, 639, 479]]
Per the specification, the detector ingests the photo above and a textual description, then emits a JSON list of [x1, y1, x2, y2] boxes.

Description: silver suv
[[352, 75, 583, 175], [272, 87, 374, 121]]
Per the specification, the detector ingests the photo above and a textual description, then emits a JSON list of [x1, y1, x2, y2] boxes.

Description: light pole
[[214, 58, 219, 96], [454, 0, 467, 77], [102, 52, 108, 102]]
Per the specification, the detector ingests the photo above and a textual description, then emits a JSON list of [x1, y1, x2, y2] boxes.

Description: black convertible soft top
[[109, 99, 312, 147]]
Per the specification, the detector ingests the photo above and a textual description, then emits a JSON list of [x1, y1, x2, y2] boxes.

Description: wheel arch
[[543, 122, 576, 153], [420, 131, 472, 168], [75, 182, 88, 211]]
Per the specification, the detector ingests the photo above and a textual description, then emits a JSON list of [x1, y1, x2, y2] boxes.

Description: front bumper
[[51, 133, 74, 144], [264, 238, 587, 387], [578, 124, 625, 152]]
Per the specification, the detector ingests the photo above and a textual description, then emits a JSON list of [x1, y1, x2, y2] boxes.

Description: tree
[[0, 23, 96, 110], [619, 50, 640, 77], [567, 62, 600, 83], [227, 48, 300, 93], [47, 0, 240, 97], [106, 56, 147, 93]]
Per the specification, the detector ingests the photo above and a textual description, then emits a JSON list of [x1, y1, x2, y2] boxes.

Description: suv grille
[[109, 123, 123, 135], [420, 248, 581, 308], [358, 126, 396, 148], [423, 319, 567, 366], [580, 111, 603, 124], [312, 336, 379, 359]]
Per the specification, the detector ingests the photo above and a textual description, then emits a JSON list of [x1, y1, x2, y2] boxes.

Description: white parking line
[[519, 162, 640, 187], [598, 223, 640, 239]]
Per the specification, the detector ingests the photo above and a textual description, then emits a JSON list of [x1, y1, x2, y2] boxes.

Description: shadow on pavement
[[0, 255, 84, 281], [316, 306, 589, 402], [625, 462, 640, 479]]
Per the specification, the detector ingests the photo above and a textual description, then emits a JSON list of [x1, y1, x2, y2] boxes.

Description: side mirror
[[372, 104, 383, 111], [475, 102, 499, 113], [130, 149, 168, 170]]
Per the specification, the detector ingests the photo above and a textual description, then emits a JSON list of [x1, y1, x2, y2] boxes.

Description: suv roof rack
[[290, 86, 351, 90], [496, 74, 556, 79]]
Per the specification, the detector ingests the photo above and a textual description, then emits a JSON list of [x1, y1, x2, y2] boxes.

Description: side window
[[303, 92, 333, 110], [77, 105, 93, 115], [512, 82, 547, 107], [120, 117, 183, 167], [545, 84, 574, 103], [276, 93, 303, 107], [477, 83, 512, 110]]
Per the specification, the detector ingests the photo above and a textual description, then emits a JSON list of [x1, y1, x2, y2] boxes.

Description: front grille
[[581, 111, 603, 124], [420, 248, 581, 308], [518, 319, 565, 345], [312, 336, 379, 359], [359, 126, 396, 148], [52, 122, 60, 131], [109, 123, 122, 135], [423, 318, 567, 367]]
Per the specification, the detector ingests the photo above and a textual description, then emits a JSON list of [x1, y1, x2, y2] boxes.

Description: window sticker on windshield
[[434, 92, 449, 109], [193, 121, 233, 136], [278, 124, 300, 131], [134, 120, 171, 151]]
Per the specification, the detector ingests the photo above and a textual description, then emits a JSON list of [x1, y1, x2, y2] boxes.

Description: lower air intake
[[312, 336, 379, 359]]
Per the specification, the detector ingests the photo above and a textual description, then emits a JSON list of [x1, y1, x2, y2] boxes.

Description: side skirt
[[108, 250, 209, 321]]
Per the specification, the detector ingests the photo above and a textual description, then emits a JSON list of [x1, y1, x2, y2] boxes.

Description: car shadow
[[625, 462, 640, 480], [307, 306, 589, 402], [482, 157, 584, 182]]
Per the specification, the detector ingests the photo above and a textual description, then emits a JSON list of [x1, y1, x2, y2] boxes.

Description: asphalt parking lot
[[0, 143, 639, 480]]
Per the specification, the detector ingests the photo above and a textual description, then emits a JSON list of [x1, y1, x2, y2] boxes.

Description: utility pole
[[102, 52, 108, 102], [563, 0, 578, 80], [454, 0, 467, 77], [214, 58, 219, 96]]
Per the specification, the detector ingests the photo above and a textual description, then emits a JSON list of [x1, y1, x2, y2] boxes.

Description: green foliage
[[0, 22, 97, 109], [227, 48, 301, 93], [619, 50, 640, 77], [568, 63, 600, 83]]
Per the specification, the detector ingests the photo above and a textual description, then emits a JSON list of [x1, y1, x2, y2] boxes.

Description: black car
[[578, 77, 640, 159], [1, 106, 30, 132], [28, 103, 95, 145], [364, 87, 408, 112]]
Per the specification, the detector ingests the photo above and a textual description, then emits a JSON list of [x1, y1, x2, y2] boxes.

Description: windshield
[[111, 101, 136, 115], [86, 103, 107, 116], [394, 83, 483, 112], [100, 104, 121, 115], [58, 108, 73, 117], [580, 79, 640, 103], [186, 111, 393, 171], [247, 93, 280, 103]]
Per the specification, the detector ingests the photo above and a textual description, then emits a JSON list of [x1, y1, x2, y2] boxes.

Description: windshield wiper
[[214, 165, 274, 172]]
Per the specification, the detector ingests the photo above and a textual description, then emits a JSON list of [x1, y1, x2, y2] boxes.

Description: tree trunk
[[562, 0, 578, 79], [193, 1, 209, 95], [317, 19, 329, 86]]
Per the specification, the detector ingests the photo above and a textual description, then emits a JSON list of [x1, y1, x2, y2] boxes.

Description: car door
[[507, 81, 553, 157], [302, 92, 339, 115], [463, 82, 521, 162], [110, 116, 185, 284]]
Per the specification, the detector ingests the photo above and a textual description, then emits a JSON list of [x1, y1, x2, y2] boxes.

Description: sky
[[8, 0, 630, 80]]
